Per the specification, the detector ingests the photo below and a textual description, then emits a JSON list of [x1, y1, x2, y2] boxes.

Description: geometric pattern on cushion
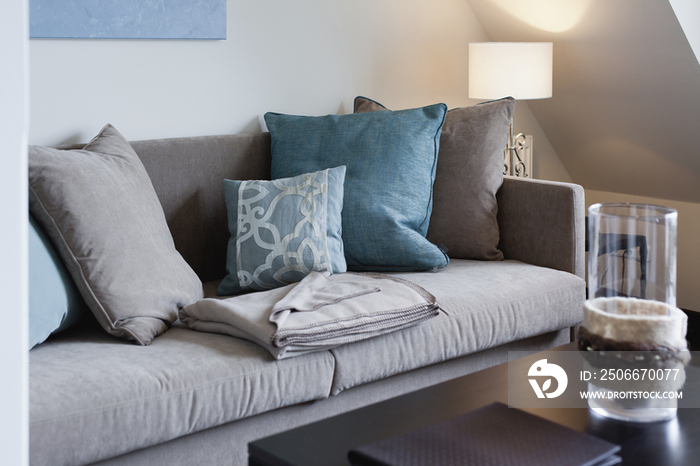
[[218, 166, 347, 295]]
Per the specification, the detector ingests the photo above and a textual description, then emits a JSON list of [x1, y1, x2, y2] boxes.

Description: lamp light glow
[[469, 42, 553, 100], [468, 42, 553, 178]]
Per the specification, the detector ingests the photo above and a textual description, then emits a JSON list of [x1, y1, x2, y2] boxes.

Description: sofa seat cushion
[[329, 259, 584, 395], [29, 323, 335, 466]]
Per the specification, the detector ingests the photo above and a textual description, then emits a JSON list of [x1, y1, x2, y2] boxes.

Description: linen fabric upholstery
[[29, 323, 335, 466], [126, 133, 583, 281], [129, 133, 272, 282], [218, 167, 347, 295], [265, 104, 449, 271], [81, 330, 569, 466], [497, 177, 586, 279], [329, 258, 585, 394], [26, 129, 588, 466], [28, 215, 87, 349], [27, 124, 203, 345], [354, 97, 515, 261]]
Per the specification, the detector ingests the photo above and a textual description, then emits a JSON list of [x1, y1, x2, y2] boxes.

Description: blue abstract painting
[[30, 0, 226, 39]]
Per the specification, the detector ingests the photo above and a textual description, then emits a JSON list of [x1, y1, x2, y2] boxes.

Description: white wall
[[0, 0, 29, 464], [513, 101, 572, 182], [29, 0, 571, 190], [586, 190, 700, 312], [29, 0, 483, 145], [670, 0, 700, 65]]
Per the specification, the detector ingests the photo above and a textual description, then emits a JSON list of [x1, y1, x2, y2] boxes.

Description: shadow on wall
[[577, 137, 700, 202], [57, 133, 85, 146]]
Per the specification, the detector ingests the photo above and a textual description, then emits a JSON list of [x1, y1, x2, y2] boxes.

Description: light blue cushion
[[218, 166, 347, 295], [28, 214, 86, 349], [265, 104, 449, 271]]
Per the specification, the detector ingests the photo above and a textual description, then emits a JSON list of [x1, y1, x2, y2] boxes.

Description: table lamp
[[468, 42, 553, 177]]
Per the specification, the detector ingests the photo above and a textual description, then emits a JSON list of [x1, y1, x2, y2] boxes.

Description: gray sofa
[[29, 132, 586, 466]]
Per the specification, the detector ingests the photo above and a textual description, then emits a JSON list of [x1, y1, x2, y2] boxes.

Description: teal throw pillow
[[265, 104, 449, 271], [28, 214, 87, 349], [354, 96, 515, 261], [218, 166, 347, 295]]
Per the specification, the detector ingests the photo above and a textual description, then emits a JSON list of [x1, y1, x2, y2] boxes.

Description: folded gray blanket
[[180, 272, 440, 359]]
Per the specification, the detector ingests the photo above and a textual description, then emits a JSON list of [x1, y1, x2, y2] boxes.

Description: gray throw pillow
[[218, 166, 347, 295], [28, 124, 203, 345], [355, 97, 514, 261]]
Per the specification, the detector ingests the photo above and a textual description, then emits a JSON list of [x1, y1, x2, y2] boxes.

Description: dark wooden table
[[249, 343, 700, 465]]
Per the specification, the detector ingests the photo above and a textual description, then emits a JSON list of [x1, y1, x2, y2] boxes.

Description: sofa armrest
[[496, 177, 585, 279]]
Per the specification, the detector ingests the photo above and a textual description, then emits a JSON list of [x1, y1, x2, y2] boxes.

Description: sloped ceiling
[[467, 0, 700, 203]]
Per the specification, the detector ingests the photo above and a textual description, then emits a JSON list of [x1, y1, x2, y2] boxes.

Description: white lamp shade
[[469, 42, 553, 100]]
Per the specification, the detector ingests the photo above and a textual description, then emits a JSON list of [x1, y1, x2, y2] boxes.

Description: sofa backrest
[[131, 133, 271, 282]]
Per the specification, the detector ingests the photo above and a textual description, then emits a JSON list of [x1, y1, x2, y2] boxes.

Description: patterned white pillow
[[218, 166, 346, 295]]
